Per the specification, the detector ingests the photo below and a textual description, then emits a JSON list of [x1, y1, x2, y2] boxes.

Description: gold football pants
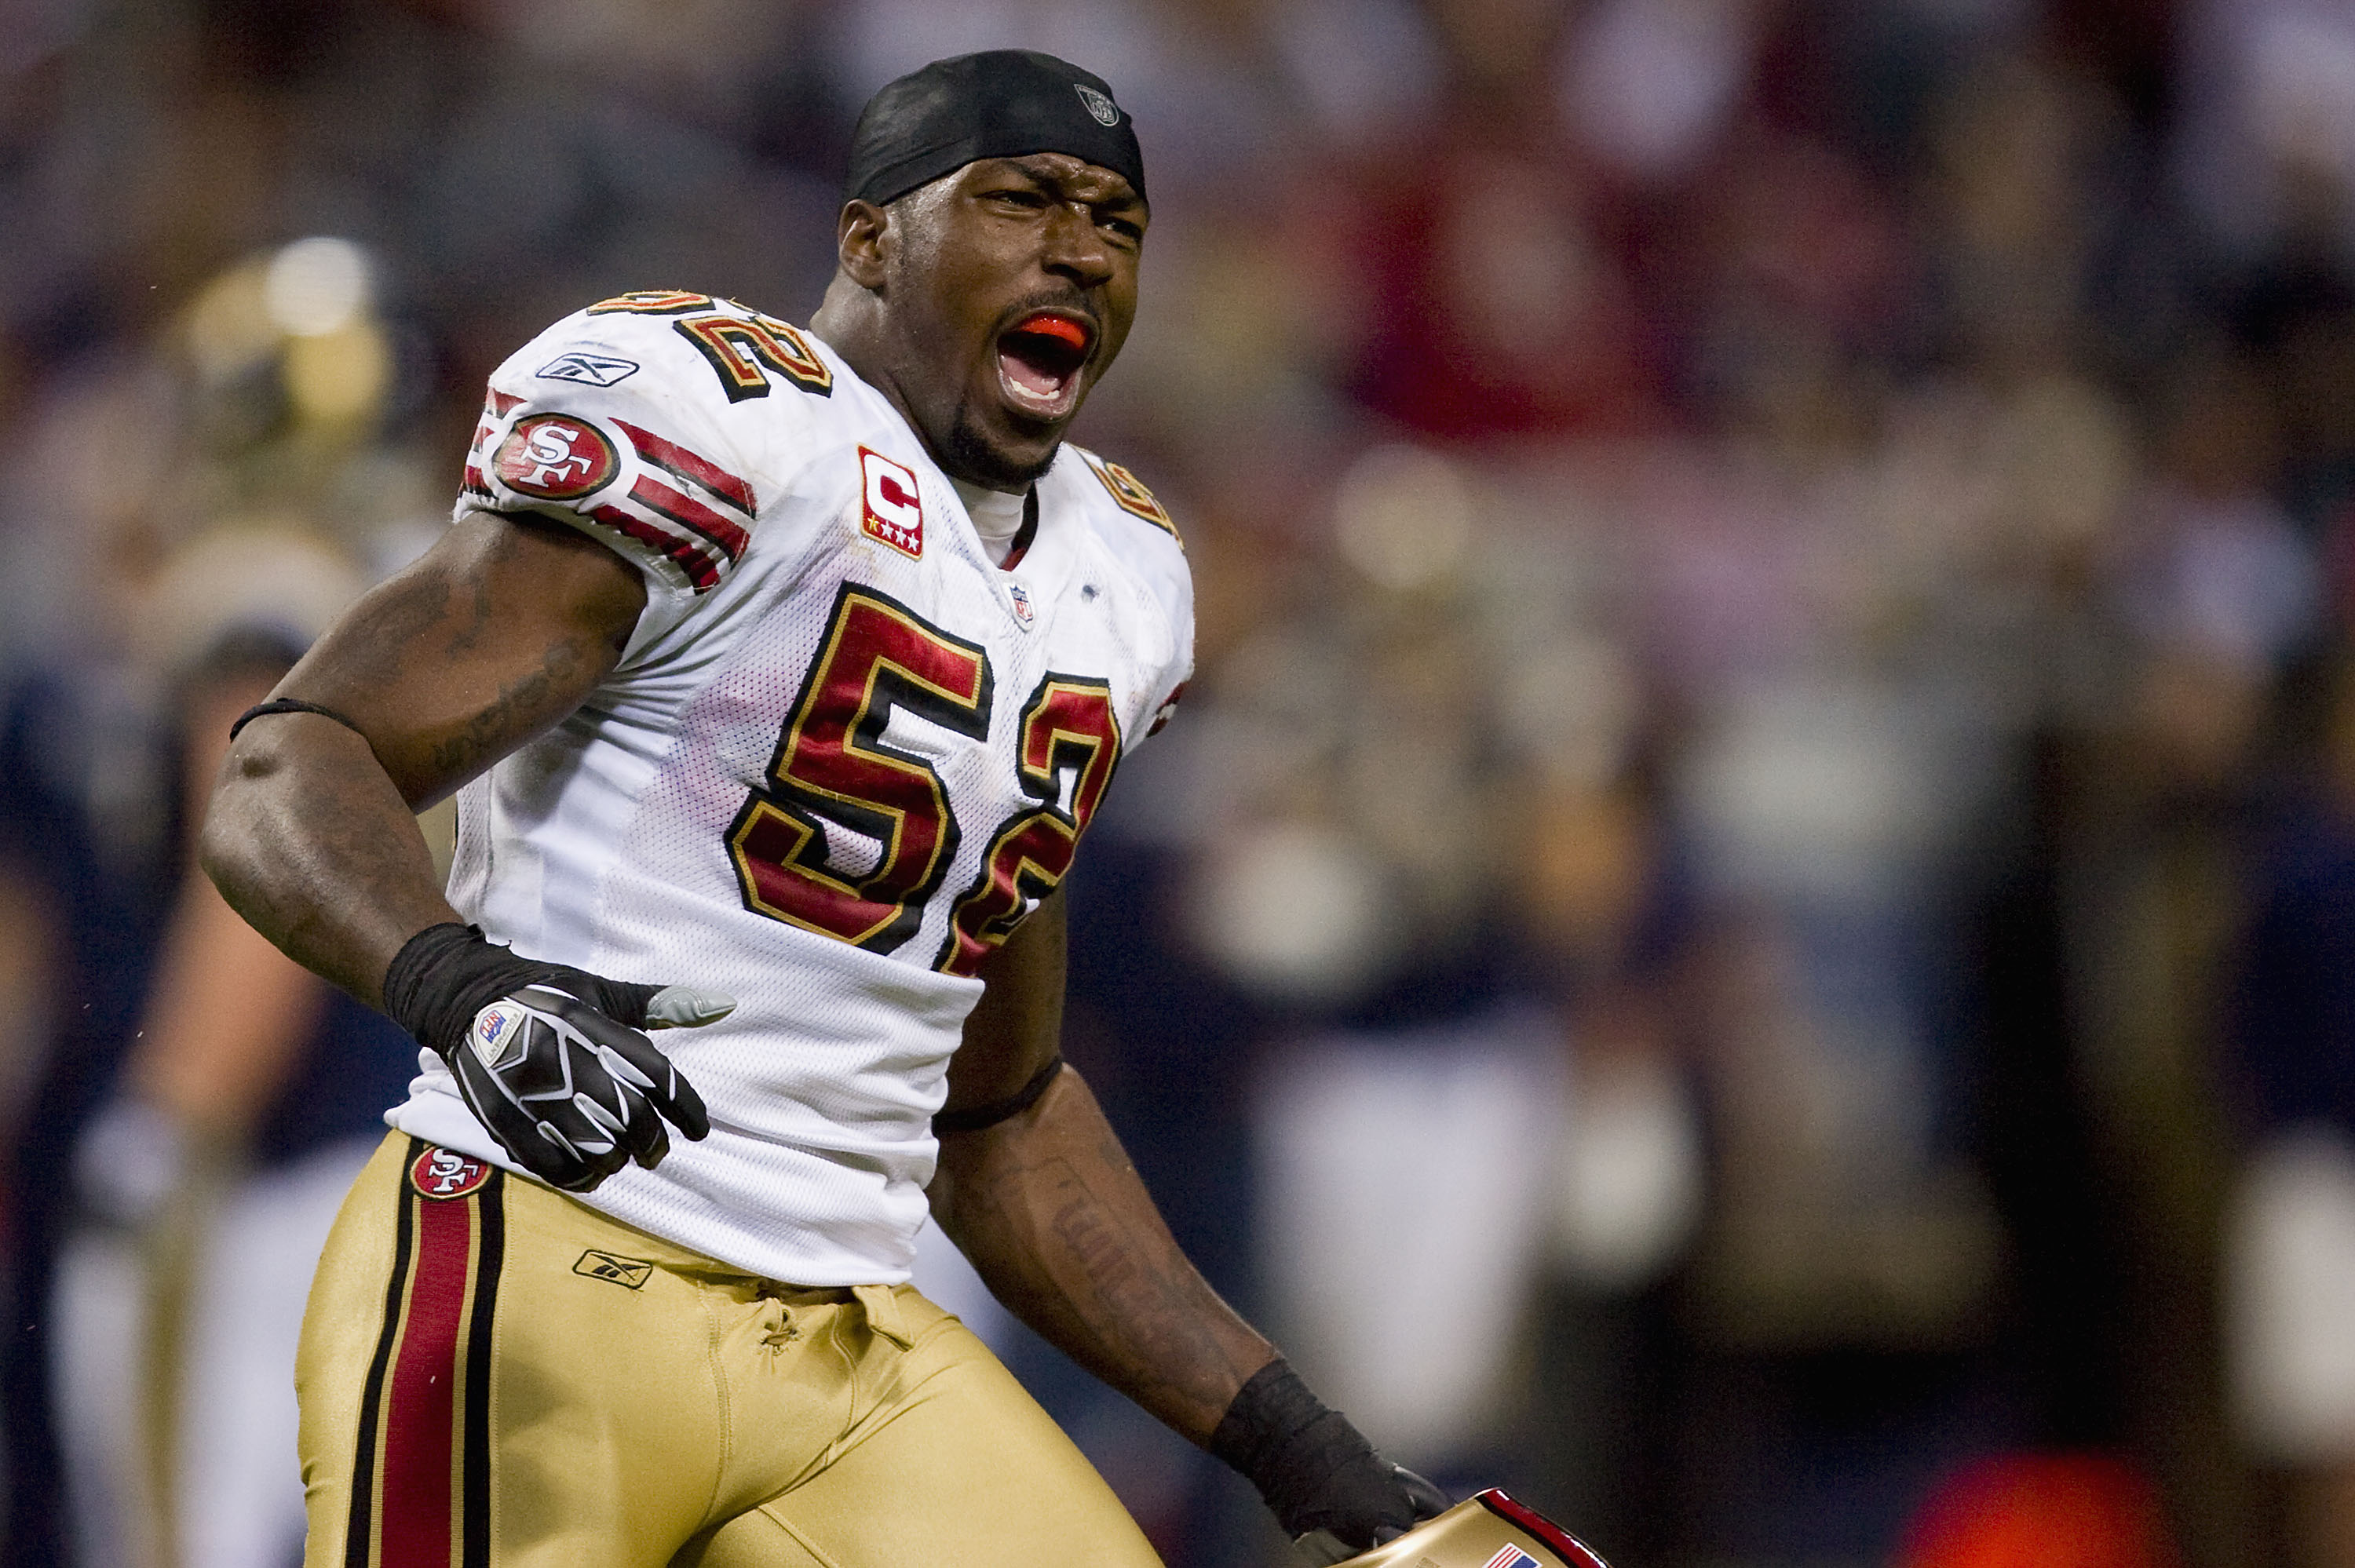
[[298, 1134, 1163, 1568]]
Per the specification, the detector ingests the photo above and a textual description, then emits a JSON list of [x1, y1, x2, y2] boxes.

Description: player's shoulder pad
[[465, 292, 832, 597], [506, 291, 838, 413], [1053, 442, 1191, 618], [1059, 443, 1185, 554], [1050, 445, 1194, 746], [1053, 442, 1191, 617]]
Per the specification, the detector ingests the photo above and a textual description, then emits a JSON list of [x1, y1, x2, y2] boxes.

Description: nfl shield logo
[[1008, 582, 1035, 626], [1074, 83, 1121, 126]]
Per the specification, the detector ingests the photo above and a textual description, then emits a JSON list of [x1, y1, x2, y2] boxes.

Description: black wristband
[[1210, 1358, 1410, 1542], [228, 698, 371, 745], [933, 1055, 1063, 1133], [382, 923, 657, 1059]]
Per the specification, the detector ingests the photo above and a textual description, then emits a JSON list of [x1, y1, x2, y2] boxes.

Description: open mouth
[[996, 311, 1094, 419]]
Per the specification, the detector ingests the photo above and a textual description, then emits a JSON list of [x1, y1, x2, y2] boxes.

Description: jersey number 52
[[725, 585, 1120, 976]]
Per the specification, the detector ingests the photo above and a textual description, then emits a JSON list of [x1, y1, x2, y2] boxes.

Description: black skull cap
[[845, 50, 1145, 209]]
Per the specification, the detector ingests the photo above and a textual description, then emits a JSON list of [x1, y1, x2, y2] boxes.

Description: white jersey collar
[[950, 478, 1028, 566]]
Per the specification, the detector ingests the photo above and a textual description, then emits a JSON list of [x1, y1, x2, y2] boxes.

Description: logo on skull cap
[[1074, 83, 1121, 127]]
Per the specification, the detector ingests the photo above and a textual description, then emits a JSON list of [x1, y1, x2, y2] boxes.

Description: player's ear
[[838, 199, 891, 291]]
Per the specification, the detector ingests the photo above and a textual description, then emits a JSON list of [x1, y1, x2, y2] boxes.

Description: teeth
[[999, 351, 1074, 413]]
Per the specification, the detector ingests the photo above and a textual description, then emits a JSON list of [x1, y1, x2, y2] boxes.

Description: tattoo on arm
[[324, 571, 454, 695], [204, 717, 457, 1008], [200, 510, 646, 1008], [933, 1072, 1274, 1443], [1042, 1154, 1254, 1386], [279, 512, 636, 803], [423, 631, 605, 781]]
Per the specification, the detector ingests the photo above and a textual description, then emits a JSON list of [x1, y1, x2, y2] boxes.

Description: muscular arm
[[926, 890, 1276, 1443], [198, 511, 646, 1006], [130, 669, 330, 1136]]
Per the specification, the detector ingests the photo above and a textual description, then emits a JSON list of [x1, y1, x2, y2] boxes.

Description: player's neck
[[810, 289, 922, 441], [810, 284, 1035, 494]]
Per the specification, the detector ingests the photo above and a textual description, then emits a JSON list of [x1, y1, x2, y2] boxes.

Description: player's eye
[[1100, 215, 1144, 244], [985, 188, 1051, 211]]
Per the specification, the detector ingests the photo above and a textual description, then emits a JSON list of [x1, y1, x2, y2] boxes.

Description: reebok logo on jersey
[[409, 1145, 495, 1200], [858, 447, 924, 559], [495, 414, 620, 501], [535, 351, 641, 387], [573, 1249, 654, 1289]]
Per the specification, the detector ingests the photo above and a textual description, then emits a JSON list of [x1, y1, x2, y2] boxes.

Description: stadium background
[[7, 1, 2355, 1566]]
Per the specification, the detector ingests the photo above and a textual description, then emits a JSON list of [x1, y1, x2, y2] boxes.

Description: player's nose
[[1039, 201, 1115, 290]]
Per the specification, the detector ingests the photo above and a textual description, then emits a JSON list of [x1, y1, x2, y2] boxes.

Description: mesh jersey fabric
[[387, 294, 1194, 1285]]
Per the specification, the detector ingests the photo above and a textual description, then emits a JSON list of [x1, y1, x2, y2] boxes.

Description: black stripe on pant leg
[[345, 1139, 422, 1568], [461, 1169, 506, 1568]]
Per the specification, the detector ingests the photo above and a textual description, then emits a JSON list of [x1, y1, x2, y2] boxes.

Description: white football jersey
[[385, 292, 1193, 1286]]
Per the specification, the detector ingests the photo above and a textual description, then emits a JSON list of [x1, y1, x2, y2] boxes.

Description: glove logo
[[409, 1145, 494, 1200], [472, 1002, 522, 1067]]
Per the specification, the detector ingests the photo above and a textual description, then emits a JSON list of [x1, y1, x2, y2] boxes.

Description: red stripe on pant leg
[[380, 1195, 473, 1566]]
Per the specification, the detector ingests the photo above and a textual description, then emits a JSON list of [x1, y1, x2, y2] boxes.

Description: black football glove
[[383, 923, 730, 1193], [1210, 1358, 1451, 1564]]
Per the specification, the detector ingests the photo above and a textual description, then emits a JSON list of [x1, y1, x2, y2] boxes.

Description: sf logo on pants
[[410, 1146, 494, 1200]]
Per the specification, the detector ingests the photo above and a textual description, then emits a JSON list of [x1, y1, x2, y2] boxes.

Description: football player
[[202, 50, 1446, 1567]]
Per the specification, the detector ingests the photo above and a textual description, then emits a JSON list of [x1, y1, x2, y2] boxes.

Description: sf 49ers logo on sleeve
[[494, 414, 620, 501], [859, 447, 924, 558], [408, 1145, 494, 1200]]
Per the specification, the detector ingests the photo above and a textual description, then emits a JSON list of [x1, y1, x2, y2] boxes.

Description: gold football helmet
[[1319, 1489, 1611, 1568]]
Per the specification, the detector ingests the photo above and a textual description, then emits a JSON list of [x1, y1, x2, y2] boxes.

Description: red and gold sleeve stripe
[[570, 419, 758, 593], [462, 390, 527, 502], [344, 1142, 506, 1568]]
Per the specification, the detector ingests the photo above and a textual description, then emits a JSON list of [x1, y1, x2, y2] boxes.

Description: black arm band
[[933, 1055, 1064, 1134], [1210, 1358, 1380, 1521], [228, 698, 371, 745]]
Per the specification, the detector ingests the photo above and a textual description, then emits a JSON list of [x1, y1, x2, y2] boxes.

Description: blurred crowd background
[[6, 0, 2355, 1566]]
